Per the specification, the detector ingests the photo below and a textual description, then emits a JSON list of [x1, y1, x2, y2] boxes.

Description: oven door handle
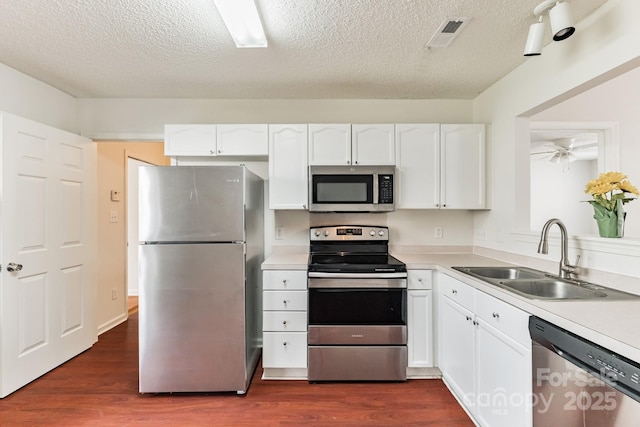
[[308, 277, 407, 289], [308, 272, 408, 279]]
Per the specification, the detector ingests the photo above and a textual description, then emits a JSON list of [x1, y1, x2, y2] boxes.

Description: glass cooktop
[[308, 253, 406, 273]]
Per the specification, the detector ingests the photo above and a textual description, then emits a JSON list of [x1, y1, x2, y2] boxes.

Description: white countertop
[[261, 251, 640, 363]]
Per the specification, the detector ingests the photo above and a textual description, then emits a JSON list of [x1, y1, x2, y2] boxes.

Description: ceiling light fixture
[[213, 0, 267, 48], [524, 1, 575, 56]]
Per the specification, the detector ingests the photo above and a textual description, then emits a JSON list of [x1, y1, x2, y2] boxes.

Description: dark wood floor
[[0, 313, 473, 426]]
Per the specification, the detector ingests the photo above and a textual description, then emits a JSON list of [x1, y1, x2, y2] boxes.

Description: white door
[[127, 157, 152, 297], [308, 124, 351, 165], [268, 124, 308, 209], [395, 124, 440, 208], [440, 124, 485, 209], [351, 124, 395, 165], [476, 319, 532, 427], [0, 112, 97, 398], [439, 295, 476, 410]]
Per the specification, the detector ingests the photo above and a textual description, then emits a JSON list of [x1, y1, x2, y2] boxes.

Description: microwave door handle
[[373, 173, 378, 204]]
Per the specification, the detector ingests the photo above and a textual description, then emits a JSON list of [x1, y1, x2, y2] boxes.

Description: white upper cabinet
[[308, 124, 395, 166], [351, 124, 395, 165], [395, 124, 440, 209], [164, 124, 217, 156], [308, 124, 351, 165], [216, 124, 268, 156], [268, 124, 308, 210], [440, 124, 485, 209], [395, 123, 485, 209], [164, 124, 268, 157]]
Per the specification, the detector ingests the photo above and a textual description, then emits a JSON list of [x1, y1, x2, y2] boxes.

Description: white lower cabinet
[[262, 332, 307, 369], [438, 273, 532, 427], [262, 270, 308, 379], [407, 270, 434, 370]]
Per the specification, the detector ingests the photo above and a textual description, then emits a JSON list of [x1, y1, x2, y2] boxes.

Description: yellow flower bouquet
[[584, 171, 638, 237]]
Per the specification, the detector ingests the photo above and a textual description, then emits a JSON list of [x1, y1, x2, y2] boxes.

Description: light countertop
[[261, 251, 640, 363]]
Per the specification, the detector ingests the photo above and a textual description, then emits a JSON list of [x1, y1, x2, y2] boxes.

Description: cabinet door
[[407, 290, 433, 368], [395, 124, 440, 208], [262, 332, 308, 368], [216, 124, 268, 156], [308, 124, 351, 165], [352, 124, 395, 165], [476, 319, 532, 427], [440, 124, 485, 209], [268, 125, 308, 209], [164, 124, 217, 156], [439, 295, 476, 410]]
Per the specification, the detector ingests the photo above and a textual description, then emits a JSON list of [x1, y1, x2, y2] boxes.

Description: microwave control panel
[[378, 174, 394, 204]]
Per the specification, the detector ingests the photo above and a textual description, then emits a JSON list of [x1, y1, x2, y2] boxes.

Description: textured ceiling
[[0, 0, 609, 99]]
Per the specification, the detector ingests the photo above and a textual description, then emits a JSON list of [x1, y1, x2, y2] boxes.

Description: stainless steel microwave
[[309, 165, 395, 212]]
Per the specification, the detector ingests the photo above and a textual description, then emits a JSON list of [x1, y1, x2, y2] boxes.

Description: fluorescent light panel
[[213, 0, 267, 48]]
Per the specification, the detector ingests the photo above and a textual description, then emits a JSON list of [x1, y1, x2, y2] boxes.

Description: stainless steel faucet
[[538, 218, 579, 279]]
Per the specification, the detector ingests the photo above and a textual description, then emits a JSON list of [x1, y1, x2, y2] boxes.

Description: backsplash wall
[[269, 209, 474, 256]]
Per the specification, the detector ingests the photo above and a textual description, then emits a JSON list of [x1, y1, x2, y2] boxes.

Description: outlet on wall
[[434, 226, 443, 239], [275, 226, 284, 240], [112, 288, 118, 300], [109, 210, 118, 223], [477, 230, 487, 240]]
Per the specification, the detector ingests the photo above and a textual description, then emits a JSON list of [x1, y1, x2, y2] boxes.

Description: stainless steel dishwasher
[[529, 317, 640, 426]]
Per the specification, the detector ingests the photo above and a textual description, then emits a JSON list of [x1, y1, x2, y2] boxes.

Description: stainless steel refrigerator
[[138, 165, 263, 394]]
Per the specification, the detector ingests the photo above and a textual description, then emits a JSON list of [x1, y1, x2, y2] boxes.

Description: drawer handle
[[418, 277, 423, 282], [472, 320, 478, 326], [282, 320, 288, 326], [282, 342, 288, 347], [465, 316, 472, 322], [283, 299, 288, 305], [452, 289, 458, 295], [492, 312, 500, 319], [282, 279, 287, 286]]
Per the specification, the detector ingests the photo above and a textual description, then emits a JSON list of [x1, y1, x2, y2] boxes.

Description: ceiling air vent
[[426, 17, 470, 48]]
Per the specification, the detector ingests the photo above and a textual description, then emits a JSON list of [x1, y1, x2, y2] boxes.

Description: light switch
[[109, 210, 118, 223]]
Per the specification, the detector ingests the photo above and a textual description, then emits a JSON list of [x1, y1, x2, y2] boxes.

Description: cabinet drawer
[[263, 311, 308, 332], [408, 270, 433, 290], [263, 270, 308, 290], [475, 291, 531, 348], [263, 332, 308, 368], [263, 291, 308, 311], [439, 273, 475, 311]]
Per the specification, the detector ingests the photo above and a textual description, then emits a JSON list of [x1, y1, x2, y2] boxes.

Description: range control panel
[[310, 226, 389, 241]]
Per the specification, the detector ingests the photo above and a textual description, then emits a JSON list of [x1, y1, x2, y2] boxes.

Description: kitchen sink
[[498, 279, 607, 300], [451, 266, 640, 301], [453, 266, 547, 281]]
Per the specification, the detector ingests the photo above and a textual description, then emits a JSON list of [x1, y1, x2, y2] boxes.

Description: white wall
[[530, 158, 597, 234], [531, 66, 640, 238], [0, 63, 77, 132], [76, 98, 473, 138], [473, 0, 640, 277]]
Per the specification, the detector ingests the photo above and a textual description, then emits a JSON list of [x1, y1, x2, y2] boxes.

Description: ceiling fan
[[530, 135, 598, 164]]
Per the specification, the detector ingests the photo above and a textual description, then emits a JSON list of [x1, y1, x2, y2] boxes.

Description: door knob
[[7, 262, 23, 272]]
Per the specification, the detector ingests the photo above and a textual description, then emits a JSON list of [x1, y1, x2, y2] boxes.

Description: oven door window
[[309, 288, 406, 325], [312, 174, 373, 204]]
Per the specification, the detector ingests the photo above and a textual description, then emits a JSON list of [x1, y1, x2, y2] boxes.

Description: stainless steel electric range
[[307, 225, 408, 382]]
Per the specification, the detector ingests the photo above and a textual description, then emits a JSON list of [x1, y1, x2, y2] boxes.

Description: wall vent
[[426, 17, 470, 48]]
